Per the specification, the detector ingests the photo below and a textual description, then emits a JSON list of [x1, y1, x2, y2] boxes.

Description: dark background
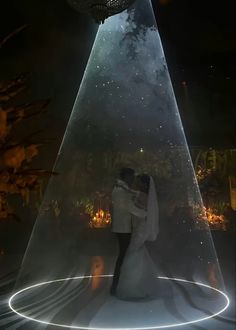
[[0, 2, 235, 325], [0, 0, 235, 169]]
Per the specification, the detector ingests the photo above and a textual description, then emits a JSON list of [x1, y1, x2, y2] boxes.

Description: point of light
[[8, 275, 230, 330]]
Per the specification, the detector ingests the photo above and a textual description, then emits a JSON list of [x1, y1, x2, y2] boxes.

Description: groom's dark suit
[[111, 233, 131, 294], [110, 180, 133, 294]]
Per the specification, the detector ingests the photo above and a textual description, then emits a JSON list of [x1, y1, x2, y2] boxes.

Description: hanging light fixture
[[67, 0, 136, 24]]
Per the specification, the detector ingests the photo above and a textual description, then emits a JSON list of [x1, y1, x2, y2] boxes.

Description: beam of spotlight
[[9, 0, 229, 329]]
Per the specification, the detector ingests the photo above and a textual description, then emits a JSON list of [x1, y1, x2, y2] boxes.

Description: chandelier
[[67, 0, 136, 23], [89, 193, 112, 228]]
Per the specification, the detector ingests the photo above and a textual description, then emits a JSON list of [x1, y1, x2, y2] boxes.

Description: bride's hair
[[136, 174, 150, 193], [120, 167, 135, 179]]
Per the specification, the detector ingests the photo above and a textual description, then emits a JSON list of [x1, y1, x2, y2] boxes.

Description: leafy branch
[[0, 27, 57, 220]]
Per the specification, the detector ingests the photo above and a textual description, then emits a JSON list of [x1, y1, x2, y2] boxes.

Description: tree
[[0, 26, 56, 220]]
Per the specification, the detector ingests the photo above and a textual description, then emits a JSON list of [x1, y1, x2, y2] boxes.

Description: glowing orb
[[9, 275, 229, 329]]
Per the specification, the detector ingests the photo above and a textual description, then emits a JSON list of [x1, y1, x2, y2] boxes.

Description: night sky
[[0, 0, 235, 170]]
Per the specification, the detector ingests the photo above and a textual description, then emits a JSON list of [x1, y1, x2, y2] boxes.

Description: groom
[[110, 168, 135, 295]]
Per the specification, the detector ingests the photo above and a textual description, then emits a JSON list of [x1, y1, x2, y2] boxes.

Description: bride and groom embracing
[[110, 168, 159, 300]]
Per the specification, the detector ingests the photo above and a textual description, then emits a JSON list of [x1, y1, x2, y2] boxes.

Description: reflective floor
[[0, 246, 235, 330], [8, 276, 228, 328]]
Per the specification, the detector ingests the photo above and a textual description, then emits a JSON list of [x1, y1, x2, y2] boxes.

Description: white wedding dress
[[116, 177, 159, 300]]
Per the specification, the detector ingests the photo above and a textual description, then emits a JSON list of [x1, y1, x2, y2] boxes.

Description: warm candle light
[[90, 208, 111, 228]]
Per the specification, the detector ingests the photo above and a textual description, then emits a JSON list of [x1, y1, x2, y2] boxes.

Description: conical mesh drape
[[11, 0, 228, 328]]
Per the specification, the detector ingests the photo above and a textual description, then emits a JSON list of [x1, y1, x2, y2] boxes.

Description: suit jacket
[[111, 180, 146, 233]]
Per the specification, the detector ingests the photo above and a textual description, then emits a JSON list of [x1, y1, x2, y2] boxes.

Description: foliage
[[193, 148, 236, 230], [0, 27, 56, 220]]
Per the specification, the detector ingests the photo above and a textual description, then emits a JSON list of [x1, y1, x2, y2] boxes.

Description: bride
[[116, 174, 159, 300]]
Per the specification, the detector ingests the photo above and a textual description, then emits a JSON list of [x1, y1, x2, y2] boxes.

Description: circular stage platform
[[9, 275, 229, 329]]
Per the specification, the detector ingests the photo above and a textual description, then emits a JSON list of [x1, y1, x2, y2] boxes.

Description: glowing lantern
[[67, 0, 136, 23]]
